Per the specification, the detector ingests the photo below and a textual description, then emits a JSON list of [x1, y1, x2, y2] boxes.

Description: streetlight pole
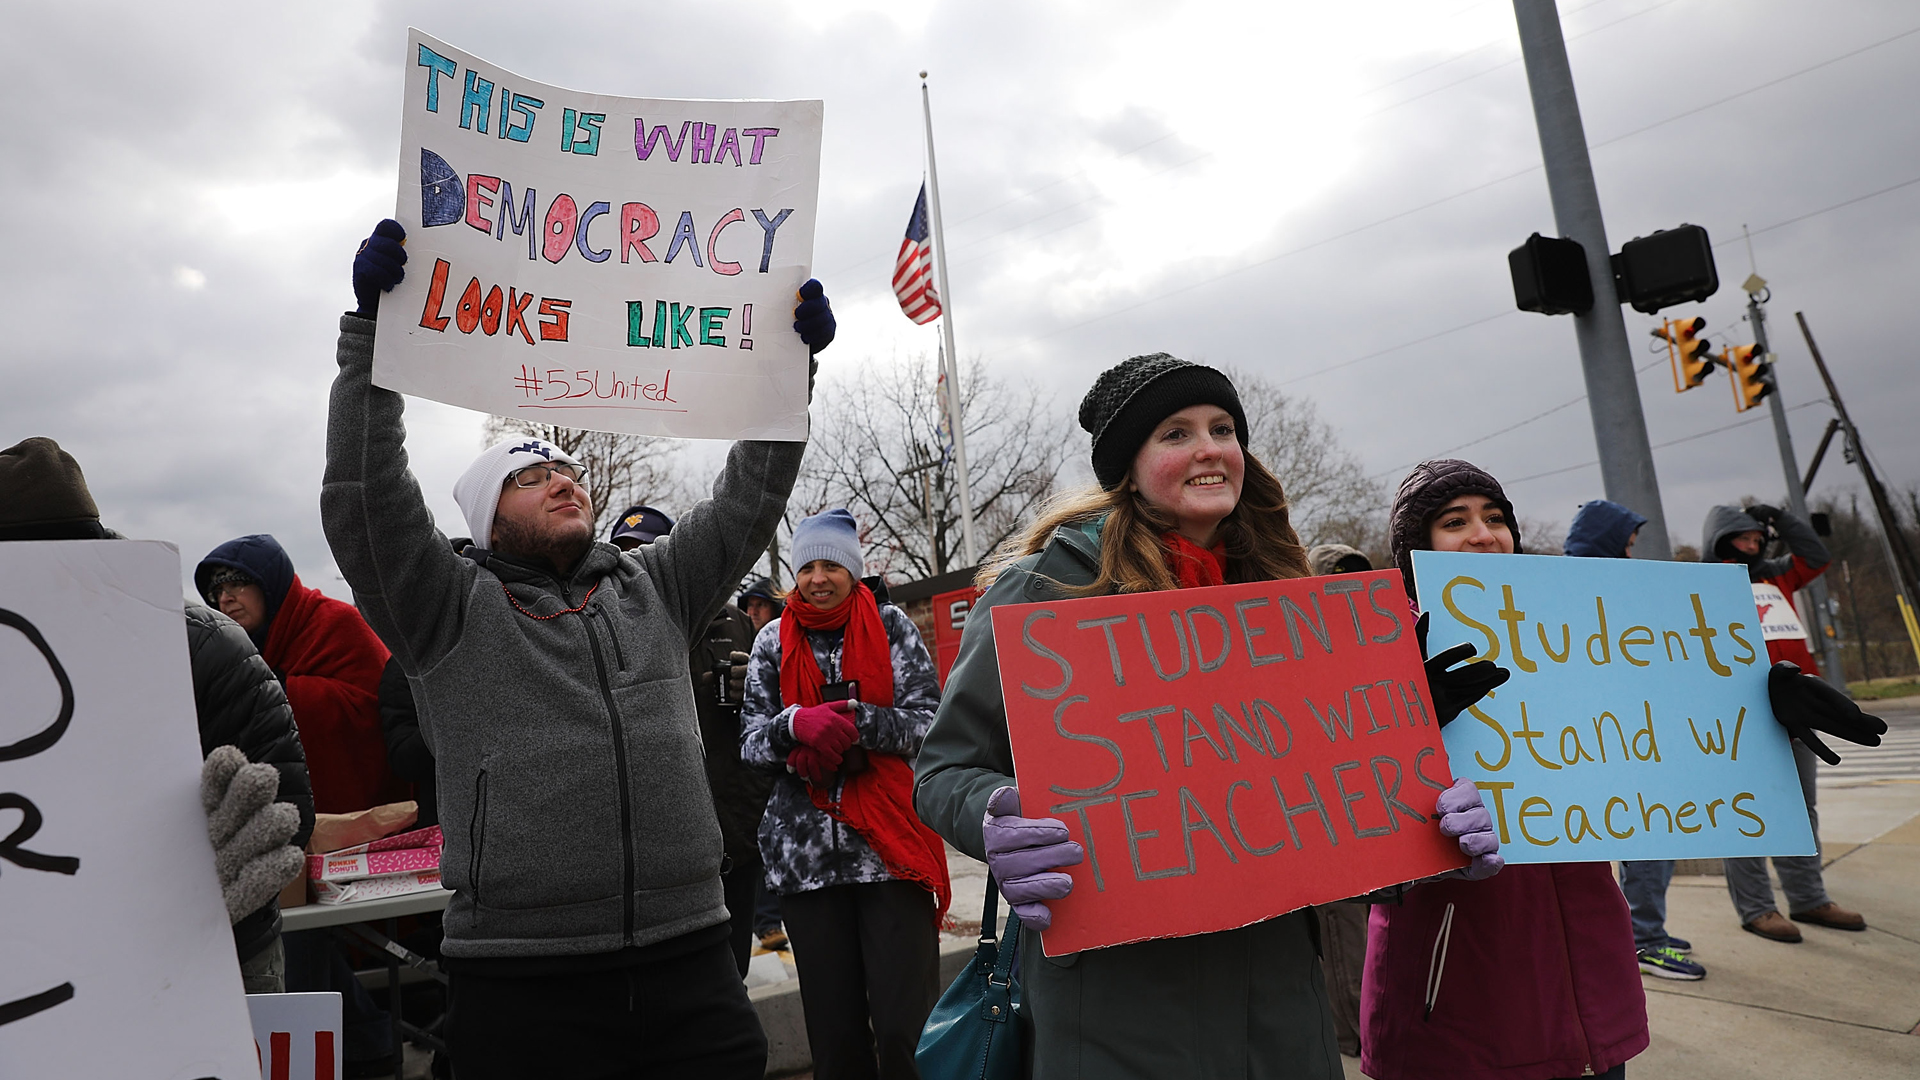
[[1745, 285, 1849, 683], [1512, 0, 1673, 559]]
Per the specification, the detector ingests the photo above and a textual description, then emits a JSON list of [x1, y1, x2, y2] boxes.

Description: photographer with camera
[[739, 508, 946, 1080], [1705, 502, 1871, 941]]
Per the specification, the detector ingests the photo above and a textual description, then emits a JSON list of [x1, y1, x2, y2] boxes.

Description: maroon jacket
[[1360, 863, 1648, 1080]]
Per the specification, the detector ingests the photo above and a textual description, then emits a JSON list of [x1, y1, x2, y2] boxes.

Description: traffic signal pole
[[1512, 0, 1674, 559], [1748, 294, 1850, 684], [1796, 312, 1920, 671]]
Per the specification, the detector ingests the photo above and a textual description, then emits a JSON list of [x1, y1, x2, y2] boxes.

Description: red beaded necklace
[[502, 581, 599, 620]]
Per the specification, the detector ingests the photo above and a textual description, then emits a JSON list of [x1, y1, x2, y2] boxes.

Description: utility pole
[[1744, 283, 1849, 683], [1512, 0, 1673, 559], [1796, 312, 1920, 671]]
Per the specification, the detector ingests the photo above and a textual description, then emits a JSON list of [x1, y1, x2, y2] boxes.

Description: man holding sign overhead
[[331, 214, 830, 1074], [324, 33, 833, 1076]]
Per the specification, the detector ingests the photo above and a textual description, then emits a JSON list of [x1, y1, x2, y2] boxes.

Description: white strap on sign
[[1752, 582, 1808, 642]]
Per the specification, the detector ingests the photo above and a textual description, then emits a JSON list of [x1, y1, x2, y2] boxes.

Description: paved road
[[1821, 697, 1920, 790]]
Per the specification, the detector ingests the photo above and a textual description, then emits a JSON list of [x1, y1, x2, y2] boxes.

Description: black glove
[[1745, 503, 1781, 529], [353, 219, 409, 318], [1417, 611, 1511, 728], [793, 279, 835, 353], [1767, 661, 1886, 765], [728, 649, 748, 701]]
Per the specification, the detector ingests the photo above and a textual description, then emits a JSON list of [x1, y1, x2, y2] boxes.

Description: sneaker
[[1664, 935, 1692, 954], [1638, 946, 1706, 980]]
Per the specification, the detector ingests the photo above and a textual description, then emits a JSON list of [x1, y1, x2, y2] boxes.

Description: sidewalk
[[1626, 696, 1920, 1078], [1344, 697, 1920, 1079]]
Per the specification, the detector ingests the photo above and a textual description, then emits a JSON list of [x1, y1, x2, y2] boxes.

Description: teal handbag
[[915, 873, 1025, 1080]]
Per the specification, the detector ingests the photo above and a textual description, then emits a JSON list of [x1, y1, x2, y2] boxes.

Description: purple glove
[[1436, 778, 1502, 880], [982, 786, 1083, 931], [791, 701, 857, 757]]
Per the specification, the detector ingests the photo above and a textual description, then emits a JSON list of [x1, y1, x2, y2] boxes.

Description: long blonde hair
[[977, 451, 1311, 595]]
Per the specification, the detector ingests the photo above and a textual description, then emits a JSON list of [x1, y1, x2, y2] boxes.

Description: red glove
[[791, 701, 858, 757], [788, 745, 840, 785]]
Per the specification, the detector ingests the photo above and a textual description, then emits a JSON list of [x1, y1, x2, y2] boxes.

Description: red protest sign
[[991, 570, 1467, 955]]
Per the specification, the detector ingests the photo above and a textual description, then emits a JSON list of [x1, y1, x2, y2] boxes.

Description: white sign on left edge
[[0, 541, 257, 1078], [372, 29, 823, 441]]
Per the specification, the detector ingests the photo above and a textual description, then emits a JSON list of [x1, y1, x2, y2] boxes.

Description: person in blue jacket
[[1564, 499, 1706, 982]]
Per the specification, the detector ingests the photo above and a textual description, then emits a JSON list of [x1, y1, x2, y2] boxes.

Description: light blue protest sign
[[1412, 550, 1815, 863]]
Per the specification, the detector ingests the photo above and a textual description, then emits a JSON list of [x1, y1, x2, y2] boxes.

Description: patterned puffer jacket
[[740, 602, 941, 896]]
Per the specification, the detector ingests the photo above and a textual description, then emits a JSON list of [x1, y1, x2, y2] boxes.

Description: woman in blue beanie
[[740, 509, 949, 1080]]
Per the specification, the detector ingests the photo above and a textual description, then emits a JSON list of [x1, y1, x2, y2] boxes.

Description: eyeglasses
[[208, 582, 256, 603], [505, 462, 589, 489]]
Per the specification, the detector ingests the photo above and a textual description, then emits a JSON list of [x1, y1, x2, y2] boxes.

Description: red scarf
[[780, 583, 951, 919], [1162, 532, 1228, 589], [779, 581, 895, 709]]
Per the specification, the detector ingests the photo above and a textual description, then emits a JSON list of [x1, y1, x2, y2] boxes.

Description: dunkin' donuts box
[[312, 867, 445, 905]]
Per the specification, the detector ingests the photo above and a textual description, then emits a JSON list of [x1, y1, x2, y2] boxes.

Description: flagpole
[[920, 72, 979, 568]]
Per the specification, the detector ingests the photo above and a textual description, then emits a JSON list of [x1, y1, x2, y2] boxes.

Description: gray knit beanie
[[791, 509, 864, 577]]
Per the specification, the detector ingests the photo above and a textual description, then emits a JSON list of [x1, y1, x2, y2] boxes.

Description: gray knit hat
[[1078, 353, 1248, 489], [791, 509, 863, 577]]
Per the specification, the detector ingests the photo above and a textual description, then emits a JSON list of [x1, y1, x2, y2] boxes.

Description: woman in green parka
[[913, 354, 1504, 1079]]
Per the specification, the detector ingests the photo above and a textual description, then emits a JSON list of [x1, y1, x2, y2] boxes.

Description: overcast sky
[[6, 0, 1917, 596]]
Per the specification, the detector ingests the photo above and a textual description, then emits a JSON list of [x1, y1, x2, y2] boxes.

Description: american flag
[[893, 183, 941, 324]]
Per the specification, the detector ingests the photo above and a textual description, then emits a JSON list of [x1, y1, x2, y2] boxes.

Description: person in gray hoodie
[[325, 219, 834, 1079]]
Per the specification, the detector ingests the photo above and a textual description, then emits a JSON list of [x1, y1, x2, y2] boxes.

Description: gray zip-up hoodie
[[321, 314, 802, 959]]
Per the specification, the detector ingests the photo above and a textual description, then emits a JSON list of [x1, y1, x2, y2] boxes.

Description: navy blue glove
[[353, 219, 408, 318], [793, 279, 835, 353]]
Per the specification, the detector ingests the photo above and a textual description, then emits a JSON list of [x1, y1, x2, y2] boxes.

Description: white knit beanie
[[453, 438, 582, 549]]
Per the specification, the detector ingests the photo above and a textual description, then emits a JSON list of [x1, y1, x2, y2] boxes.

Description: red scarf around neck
[[779, 581, 895, 709], [779, 581, 950, 919], [1162, 532, 1228, 589]]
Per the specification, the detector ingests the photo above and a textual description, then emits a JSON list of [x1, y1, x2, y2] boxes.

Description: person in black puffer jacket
[[186, 600, 317, 988], [0, 437, 313, 992]]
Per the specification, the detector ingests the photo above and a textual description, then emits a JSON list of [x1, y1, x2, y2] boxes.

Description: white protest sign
[[248, 993, 343, 1080], [1751, 583, 1807, 642], [0, 540, 257, 1079], [373, 28, 823, 441]]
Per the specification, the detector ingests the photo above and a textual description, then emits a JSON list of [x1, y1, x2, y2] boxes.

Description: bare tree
[[786, 352, 1077, 581], [1221, 367, 1389, 554], [481, 416, 691, 541]]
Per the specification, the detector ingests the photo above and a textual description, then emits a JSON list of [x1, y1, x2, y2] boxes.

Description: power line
[[1023, 19, 1920, 344], [1500, 398, 1828, 488], [1361, 0, 1682, 120]]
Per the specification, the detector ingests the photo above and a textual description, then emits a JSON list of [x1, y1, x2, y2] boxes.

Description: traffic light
[[1613, 224, 1719, 313], [1726, 344, 1774, 412], [1654, 316, 1714, 392]]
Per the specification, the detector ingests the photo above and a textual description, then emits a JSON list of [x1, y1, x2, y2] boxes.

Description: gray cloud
[[4, 0, 1916, 599]]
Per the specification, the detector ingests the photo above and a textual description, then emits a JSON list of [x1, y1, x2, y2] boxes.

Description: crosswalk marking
[[1818, 710, 1920, 788]]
